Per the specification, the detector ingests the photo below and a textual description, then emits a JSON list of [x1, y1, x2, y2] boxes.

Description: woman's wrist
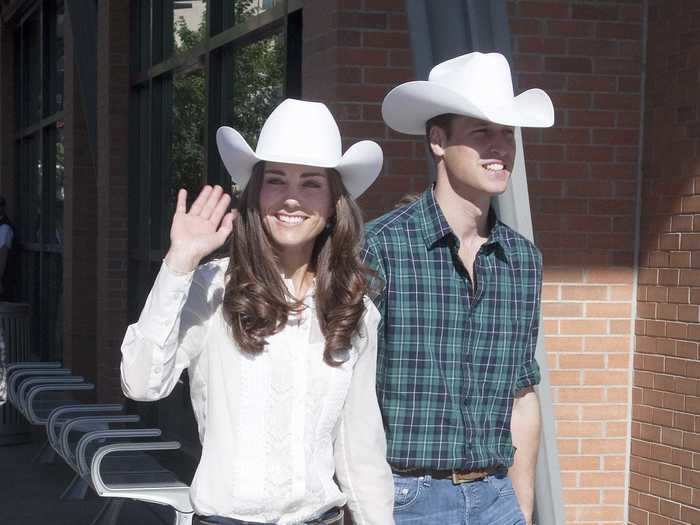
[[164, 248, 200, 275]]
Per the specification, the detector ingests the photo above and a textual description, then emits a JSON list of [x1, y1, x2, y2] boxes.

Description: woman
[[120, 99, 393, 525]]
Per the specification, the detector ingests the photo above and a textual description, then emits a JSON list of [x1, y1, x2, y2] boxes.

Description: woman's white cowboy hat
[[216, 99, 383, 198], [382, 52, 554, 134]]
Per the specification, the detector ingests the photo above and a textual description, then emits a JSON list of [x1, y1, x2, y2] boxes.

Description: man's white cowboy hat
[[216, 99, 382, 198], [382, 52, 554, 134]]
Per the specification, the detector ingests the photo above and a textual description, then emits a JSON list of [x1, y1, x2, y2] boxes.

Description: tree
[[170, 1, 285, 200]]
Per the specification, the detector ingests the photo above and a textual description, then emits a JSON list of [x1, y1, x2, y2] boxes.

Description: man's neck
[[433, 172, 492, 245]]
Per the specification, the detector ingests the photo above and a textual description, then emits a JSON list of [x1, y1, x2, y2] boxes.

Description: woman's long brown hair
[[223, 161, 372, 365]]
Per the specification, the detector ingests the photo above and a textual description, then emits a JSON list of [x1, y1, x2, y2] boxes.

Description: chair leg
[[32, 440, 56, 464], [60, 472, 90, 500], [89, 498, 125, 525], [174, 511, 194, 525]]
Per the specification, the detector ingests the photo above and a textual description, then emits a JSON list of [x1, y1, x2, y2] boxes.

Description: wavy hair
[[223, 161, 373, 365]]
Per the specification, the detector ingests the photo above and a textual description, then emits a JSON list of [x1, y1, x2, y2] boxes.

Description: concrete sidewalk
[[0, 435, 172, 525]]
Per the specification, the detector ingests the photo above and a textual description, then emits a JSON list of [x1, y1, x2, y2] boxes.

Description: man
[[363, 52, 554, 524], [0, 196, 15, 301]]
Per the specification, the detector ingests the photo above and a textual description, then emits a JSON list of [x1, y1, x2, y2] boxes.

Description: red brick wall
[[629, 1, 700, 524], [305, 1, 647, 524], [302, 0, 426, 218], [63, 10, 98, 382], [95, 0, 130, 402], [508, 1, 643, 524]]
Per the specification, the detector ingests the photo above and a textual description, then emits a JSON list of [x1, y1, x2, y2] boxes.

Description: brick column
[[62, 9, 97, 382], [508, 2, 643, 524], [630, 2, 700, 524], [95, 0, 130, 402], [302, 0, 426, 218]]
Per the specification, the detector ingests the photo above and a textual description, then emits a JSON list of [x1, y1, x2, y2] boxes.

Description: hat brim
[[382, 81, 555, 135], [335, 140, 383, 199], [216, 127, 382, 198], [216, 127, 260, 189]]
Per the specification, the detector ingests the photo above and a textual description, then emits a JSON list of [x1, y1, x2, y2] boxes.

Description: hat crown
[[429, 52, 515, 112], [255, 99, 342, 167]]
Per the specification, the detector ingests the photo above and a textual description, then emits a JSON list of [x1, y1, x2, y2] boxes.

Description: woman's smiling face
[[259, 161, 333, 260]]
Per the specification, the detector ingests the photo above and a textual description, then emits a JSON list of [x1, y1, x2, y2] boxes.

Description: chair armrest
[[6, 362, 62, 375], [76, 427, 161, 477], [25, 382, 95, 424], [17, 376, 84, 412], [47, 403, 124, 449], [90, 440, 193, 514], [8, 369, 71, 406], [61, 414, 143, 468]]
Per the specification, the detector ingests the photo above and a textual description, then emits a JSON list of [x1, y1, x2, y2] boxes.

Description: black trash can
[[0, 302, 32, 445]]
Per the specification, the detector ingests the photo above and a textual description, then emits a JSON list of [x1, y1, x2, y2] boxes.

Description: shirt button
[[154, 367, 162, 375]]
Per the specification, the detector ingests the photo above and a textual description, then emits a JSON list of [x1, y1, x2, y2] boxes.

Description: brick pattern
[[63, 11, 98, 382], [630, 2, 700, 525], [95, 0, 130, 402], [508, 2, 643, 524], [302, 0, 427, 218]]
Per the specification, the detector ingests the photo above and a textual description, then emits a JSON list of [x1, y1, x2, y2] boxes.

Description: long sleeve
[[334, 300, 394, 525], [120, 260, 216, 401]]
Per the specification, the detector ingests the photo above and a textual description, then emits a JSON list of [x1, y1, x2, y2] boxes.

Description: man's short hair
[[425, 113, 458, 161], [425, 113, 458, 140]]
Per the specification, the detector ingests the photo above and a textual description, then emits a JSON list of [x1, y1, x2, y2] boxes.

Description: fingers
[[217, 211, 236, 242], [200, 185, 224, 220], [175, 189, 187, 215], [209, 192, 232, 226], [189, 185, 213, 216], [182, 185, 233, 225]]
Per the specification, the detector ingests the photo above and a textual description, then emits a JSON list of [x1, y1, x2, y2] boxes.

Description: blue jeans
[[393, 472, 526, 525]]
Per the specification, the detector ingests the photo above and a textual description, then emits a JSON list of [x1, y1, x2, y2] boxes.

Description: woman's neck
[[278, 246, 314, 299]]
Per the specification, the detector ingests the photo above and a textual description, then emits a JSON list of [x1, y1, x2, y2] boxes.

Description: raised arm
[[120, 185, 235, 401]]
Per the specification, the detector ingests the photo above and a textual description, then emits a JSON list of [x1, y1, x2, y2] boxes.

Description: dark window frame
[[127, 1, 301, 317], [14, 0, 65, 362]]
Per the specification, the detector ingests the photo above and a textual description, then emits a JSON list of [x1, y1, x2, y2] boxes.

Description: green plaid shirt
[[362, 188, 542, 470]]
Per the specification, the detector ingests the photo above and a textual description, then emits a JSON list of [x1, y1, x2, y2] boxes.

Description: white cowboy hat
[[216, 99, 383, 198], [382, 52, 554, 134]]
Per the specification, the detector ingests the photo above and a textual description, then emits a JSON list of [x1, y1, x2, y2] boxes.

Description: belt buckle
[[451, 470, 486, 484]]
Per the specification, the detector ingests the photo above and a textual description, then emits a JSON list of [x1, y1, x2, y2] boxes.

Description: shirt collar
[[419, 187, 511, 263]]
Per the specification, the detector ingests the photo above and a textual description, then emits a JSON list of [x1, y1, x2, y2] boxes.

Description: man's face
[[432, 116, 516, 196]]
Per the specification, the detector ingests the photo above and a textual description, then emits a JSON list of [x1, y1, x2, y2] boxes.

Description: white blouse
[[120, 259, 394, 525]]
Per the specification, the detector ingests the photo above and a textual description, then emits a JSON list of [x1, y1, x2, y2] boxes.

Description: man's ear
[[428, 125, 446, 158]]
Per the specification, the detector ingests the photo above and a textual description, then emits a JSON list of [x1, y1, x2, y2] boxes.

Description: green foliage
[[170, 1, 285, 200], [231, 33, 285, 147], [171, 11, 207, 201]]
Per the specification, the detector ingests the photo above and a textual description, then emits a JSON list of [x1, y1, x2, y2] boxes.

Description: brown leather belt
[[392, 465, 499, 484]]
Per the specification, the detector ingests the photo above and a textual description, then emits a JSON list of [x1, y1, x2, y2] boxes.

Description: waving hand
[[164, 185, 237, 273]]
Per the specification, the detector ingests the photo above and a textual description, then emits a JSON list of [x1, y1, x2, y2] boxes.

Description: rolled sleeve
[[515, 253, 542, 392]]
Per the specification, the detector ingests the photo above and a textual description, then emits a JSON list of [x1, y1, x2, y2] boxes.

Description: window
[[15, 0, 65, 361], [128, 0, 301, 454]]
